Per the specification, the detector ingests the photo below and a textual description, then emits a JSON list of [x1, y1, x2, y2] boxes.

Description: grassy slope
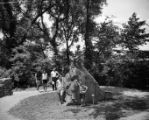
[[9, 87, 149, 120]]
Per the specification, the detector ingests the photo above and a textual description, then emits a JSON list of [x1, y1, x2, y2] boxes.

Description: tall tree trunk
[[52, 18, 59, 66], [66, 39, 70, 65], [84, 0, 93, 70], [65, 0, 70, 65]]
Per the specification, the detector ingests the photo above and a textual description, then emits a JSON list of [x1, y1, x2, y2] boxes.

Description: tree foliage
[[121, 12, 149, 51], [83, 0, 107, 70], [0, 1, 149, 89]]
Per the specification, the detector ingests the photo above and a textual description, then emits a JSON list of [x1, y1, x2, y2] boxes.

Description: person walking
[[35, 71, 42, 91], [57, 76, 66, 104], [51, 68, 59, 90], [42, 70, 48, 92]]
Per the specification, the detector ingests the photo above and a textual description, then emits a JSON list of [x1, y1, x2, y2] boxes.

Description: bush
[[0, 67, 12, 78], [96, 60, 149, 90], [123, 61, 149, 90]]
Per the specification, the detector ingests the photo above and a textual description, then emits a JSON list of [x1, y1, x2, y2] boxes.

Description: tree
[[0, 0, 108, 87], [121, 12, 149, 51], [10, 45, 33, 87], [92, 19, 120, 84], [0, 0, 16, 39], [34, 0, 73, 67], [0, 0, 18, 68], [58, 0, 81, 65], [0, 0, 55, 87], [95, 20, 120, 61], [83, 0, 106, 70]]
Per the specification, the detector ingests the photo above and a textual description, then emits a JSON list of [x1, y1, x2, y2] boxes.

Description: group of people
[[35, 68, 59, 92], [57, 75, 88, 106], [35, 68, 88, 106]]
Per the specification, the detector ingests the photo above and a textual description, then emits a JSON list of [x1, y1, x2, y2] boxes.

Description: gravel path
[[0, 88, 52, 120]]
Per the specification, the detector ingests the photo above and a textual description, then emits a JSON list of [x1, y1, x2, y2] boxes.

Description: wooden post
[[92, 93, 95, 104]]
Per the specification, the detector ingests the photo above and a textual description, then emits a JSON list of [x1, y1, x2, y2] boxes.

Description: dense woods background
[[0, 0, 149, 89]]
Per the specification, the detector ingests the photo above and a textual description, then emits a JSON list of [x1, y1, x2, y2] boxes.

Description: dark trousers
[[42, 79, 48, 91], [80, 93, 86, 106], [52, 77, 57, 90], [58, 90, 66, 104], [36, 79, 41, 90], [36, 81, 40, 90]]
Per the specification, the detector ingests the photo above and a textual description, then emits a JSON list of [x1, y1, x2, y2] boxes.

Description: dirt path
[[0, 88, 52, 120]]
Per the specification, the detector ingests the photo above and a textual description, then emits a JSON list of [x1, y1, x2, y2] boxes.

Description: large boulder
[[63, 61, 106, 104]]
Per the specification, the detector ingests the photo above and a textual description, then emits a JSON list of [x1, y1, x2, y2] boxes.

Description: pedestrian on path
[[35, 71, 42, 91], [51, 68, 59, 90], [42, 70, 48, 92]]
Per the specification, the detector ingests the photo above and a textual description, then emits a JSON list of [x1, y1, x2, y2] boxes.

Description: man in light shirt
[[42, 70, 48, 92], [51, 68, 59, 90]]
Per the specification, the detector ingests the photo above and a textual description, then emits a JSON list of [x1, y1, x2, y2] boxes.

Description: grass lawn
[[9, 87, 149, 120]]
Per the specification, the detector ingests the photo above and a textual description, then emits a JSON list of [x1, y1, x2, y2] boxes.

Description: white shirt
[[51, 71, 58, 78], [57, 79, 62, 89], [42, 73, 48, 80]]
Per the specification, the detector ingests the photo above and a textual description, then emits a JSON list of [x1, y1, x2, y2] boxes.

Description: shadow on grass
[[85, 102, 123, 120], [86, 96, 149, 120], [122, 98, 149, 110], [64, 107, 82, 116]]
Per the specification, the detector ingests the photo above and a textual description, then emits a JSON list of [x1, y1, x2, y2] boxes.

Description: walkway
[[0, 88, 52, 120]]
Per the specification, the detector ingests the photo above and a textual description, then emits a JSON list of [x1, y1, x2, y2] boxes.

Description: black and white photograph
[[0, 0, 149, 120]]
